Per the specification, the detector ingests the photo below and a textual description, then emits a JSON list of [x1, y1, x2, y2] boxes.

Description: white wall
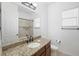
[[0, 14, 1, 54], [38, 3, 48, 38], [18, 7, 36, 20], [2, 2, 18, 46], [48, 2, 79, 55], [0, 3, 1, 55]]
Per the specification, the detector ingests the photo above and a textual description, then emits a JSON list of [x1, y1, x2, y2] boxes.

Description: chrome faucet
[[26, 34, 33, 43]]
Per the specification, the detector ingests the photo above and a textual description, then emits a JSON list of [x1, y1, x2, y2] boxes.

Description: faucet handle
[[30, 36, 33, 41], [26, 34, 28, 36]]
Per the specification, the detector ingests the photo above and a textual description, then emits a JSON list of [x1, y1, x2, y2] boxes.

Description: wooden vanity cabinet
[[33, 41, 51, 56], [45, 42, 51, 56], [46, 46, 51, 56], [33, 46, 46, 56]]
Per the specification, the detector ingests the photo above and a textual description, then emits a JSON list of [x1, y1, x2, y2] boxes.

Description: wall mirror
[[18, 18, 33, 38]]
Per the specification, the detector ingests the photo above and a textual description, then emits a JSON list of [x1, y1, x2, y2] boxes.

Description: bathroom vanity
[[33, 41, 51, 56], [2, 38, 51, 56]]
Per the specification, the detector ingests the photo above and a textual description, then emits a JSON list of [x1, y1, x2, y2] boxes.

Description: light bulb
[[32, 3, 38, 7]]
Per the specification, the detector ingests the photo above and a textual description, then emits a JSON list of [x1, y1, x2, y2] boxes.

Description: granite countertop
[[2, 38, 51, 56]]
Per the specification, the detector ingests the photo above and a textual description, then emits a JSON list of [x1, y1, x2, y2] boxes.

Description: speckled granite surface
[[2, 38, 50, 56]]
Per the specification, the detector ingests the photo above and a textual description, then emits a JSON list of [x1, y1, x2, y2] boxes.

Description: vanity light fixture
[[21, 2, 37, 10]]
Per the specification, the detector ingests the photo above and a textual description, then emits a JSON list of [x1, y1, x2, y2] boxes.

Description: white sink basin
[[27, 43, 40, 48]]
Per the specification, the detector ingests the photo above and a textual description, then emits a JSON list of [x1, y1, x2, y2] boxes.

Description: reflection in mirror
[[33, 18, 40, 28], [18, 18, 41, 39], [33, 18, 41, 37], [18, 18, 33, 38]]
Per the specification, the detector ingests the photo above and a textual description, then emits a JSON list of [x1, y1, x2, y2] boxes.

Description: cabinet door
[[46, 42, 51, 56], [2, 3, 18, 46], [33, 46, 45, 56], [46, 47, 51, 56], [41, 52, 46, 56]]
